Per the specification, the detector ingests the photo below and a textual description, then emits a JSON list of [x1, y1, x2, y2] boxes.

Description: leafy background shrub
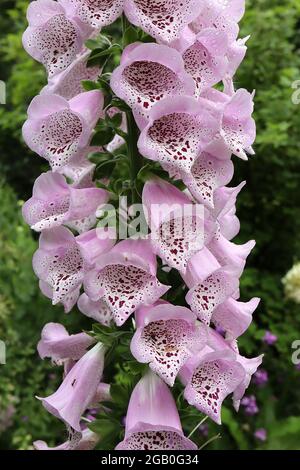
[[0, 0, 300, 449]]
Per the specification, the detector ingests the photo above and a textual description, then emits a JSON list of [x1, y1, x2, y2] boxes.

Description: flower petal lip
[[33, 429, 99, 451], [124, 0, 204, 44], [190, 0, 245, 42], [138, 96, 221, 174], [39, 280, 81, 313], [130, 304, 206, 386], [83, 239, 170, 325], [212, 297, 260, 340], [185, 267, 240, 325], [41, 49, 100, 100], [183, 349, 246, 424], [93, 238, 159, 276], [22, 0, 85, 77], [208, 234, 255, 277], [181, 151, 234, 210], [76, 227, 116, 267], [37, 322, 95, 361], [77, 293, 113, 326], [110, 42, 195, 129], [182, 29, 229, 98], [182, 246, 221, 289], [142, 178, 214, 272], [60, 0, 124, 29]]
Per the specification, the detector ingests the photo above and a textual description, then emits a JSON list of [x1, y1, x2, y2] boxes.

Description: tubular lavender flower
[[21, 0, 262, 450], [115, 370, 197, 450]]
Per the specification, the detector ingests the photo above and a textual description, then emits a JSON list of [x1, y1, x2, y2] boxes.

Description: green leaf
[[81, 80, 100, 91], [263, 417, 300, 450], [89, 417, 122, 449], [87, 44, 122, 65], [90, 128, 115, 146], [221, 407, 249, 450], [88, 151, 113, 164], [108, 112, 123, 128], [123, 26, 140, 47], [85, 35, 112, 51], [109, 97, 131, 112]]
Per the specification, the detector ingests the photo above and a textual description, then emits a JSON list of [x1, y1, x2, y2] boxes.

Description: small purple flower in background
[[199, 423, 209, 438], [253, 368, 268, 387], [254, 428, 267, 442], [295, 363, 300, 371], [0, 404, 16, 433], [263, 331, 277, 346], [241, 395, 259, 415]]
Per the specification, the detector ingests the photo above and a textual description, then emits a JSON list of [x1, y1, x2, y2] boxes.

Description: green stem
[[198, 433, 221, 450], [122, 13, 142, 204], [125, 110, 142, 204], [188, 416, 208, 439], [122, 14, 130, 45]]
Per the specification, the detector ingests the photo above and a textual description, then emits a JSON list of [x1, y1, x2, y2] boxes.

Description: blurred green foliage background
[[0, 0, 300, 450]]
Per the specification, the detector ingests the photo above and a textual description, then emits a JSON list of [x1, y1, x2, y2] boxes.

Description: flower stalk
[[21, 0, 261, 451]]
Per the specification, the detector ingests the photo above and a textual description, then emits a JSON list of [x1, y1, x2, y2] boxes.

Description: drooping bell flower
[[185, 266, 240, 325], [110, 42, 195, 129], [189, 0, 245, 43], [212, 182, 246, 240], [84, 239, 170, 326], [181, 151, 234, 210], [41, 50, 100, 100], [181, 29, 229, 98], [39, 280, 81, 313], [124, 0, 203, 44], [131, 303, 206, 386], [60, 0, 124, 29], [208, 233, 255, 278], [203, 86, 256, 161], [22, 0, 89, 77], [33, 227, 85, 306], [226, 36, 249, 78], [181, 324, 262, 423], [116, 371, 197, 450], [212, 296, 260, 340], [182, 347, 245, 424], [33, 226, 115, 306], [37, 322, 95, 362], [78, 293, 113, 326], [142, 178, 216, 272], [34, 429, 100, 450], [22, 171, 108, 232], [22, 91, 104, 170], [138, 96, 220, 175], [39, 342, 105, 432], [233, 355, 263, 411]]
